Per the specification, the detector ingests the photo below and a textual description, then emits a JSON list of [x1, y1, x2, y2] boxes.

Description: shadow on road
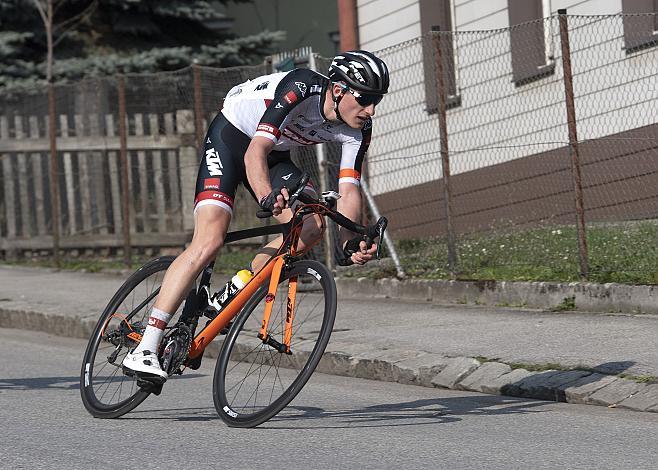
[[264, 394, 549, 429], [0, 373, 205, 390], [115, 393, 549, 427]]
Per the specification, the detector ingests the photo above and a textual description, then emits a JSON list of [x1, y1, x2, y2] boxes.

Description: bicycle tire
[[80, 256, 175, 418], [213, 259, 337, 427]]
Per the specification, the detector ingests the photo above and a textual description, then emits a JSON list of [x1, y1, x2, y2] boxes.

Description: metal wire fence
[[0, 13, 656, 283], [368, 13, 657, 283]]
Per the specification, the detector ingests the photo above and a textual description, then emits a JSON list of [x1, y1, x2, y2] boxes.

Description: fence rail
[[0, 109, 196, 253]]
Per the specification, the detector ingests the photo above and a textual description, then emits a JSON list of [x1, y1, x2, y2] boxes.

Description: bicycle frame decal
[[283, 276, 298, 352], [258, 256, 286, 341]]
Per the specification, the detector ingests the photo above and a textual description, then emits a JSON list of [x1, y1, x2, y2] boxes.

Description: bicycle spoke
[[225, 348, 264, 399]]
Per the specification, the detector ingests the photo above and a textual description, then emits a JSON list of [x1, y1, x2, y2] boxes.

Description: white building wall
[[359, 0, 657, 196], [357, 0, 421, 51]]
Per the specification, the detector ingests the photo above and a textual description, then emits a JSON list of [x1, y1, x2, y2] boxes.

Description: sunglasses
[[344, 87, 384, 107]]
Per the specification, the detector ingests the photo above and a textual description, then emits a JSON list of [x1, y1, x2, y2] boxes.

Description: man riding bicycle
[[123, 50, 390, 383]]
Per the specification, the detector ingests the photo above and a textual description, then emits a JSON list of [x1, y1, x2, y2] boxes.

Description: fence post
[[118, 76, 132, 266], [192, 63, 204, 151], [558, 10, 589, 280], [432, 27, 458, 276], [308, 52, 335, 270], [47, 82, 61, 267], [177, 109, 197, 234]]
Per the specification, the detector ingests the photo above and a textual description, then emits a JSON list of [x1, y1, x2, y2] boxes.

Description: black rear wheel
[[213, 259, 337, 427], [80, 256, 175, 418]]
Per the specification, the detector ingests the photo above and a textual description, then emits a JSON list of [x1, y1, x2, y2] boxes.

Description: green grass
[[617, 374, 658, 384], [3, 257, 144, 273], [551, 296, 576, 312], [2, 248, 256, 276], [393, 221, 658, 285], [508, 362, 573, 372], [4, 221, 657, 285]]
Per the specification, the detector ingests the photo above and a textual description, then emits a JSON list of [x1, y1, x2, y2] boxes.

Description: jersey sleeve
[[254, 69, 317, 143], [338, 119, 372, 186]]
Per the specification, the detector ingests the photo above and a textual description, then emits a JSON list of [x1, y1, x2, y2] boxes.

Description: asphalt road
[[1, 327, 657, 470]]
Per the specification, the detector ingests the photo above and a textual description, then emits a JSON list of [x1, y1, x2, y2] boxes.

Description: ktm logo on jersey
[[205, 148, 224, 176]]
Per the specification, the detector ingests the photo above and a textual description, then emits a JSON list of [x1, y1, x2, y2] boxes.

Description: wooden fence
[[0, 109, 206, 254]]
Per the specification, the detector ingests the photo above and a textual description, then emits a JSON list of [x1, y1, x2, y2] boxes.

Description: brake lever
[[375, 217, 387, 259], [365, 216, 388, 260], [287, 173, 310, 207]]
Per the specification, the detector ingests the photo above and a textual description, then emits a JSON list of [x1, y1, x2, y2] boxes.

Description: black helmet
[[329, 50, 389, 95]]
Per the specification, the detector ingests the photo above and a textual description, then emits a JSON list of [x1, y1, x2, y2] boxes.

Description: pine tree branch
[[53, 0, 70, 16], [53, 0, 98, 35]]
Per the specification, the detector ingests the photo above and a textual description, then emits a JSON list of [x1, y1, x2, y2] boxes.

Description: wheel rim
[[220, 264, 333, 418]]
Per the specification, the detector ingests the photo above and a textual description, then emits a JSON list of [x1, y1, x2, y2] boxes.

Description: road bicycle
[[79, 174, 387, 427]]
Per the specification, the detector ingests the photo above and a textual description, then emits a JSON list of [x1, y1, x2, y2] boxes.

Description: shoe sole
[[122, 366, 167, 384]]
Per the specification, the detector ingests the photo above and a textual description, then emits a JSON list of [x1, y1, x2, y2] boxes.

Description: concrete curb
[[335, 277, 658, 315], [2, 307, 656, 414]]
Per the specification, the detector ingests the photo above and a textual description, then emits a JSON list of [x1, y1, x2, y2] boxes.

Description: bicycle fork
[[258, 256, 296, 355]]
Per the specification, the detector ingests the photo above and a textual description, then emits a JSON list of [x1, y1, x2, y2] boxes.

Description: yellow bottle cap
[[236, 269, 253, 284]]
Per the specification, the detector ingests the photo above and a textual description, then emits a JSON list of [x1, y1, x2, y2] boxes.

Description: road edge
[[2, 307, 656, 414]]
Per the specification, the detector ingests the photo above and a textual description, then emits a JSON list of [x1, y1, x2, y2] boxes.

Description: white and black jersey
[[222, 68, 371, 185], [194, 68, 371, 215]]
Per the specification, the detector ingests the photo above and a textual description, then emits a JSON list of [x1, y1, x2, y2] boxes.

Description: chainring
[[160, 323, 193, 375]]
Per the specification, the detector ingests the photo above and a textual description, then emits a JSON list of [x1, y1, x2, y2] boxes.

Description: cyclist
[[123, 50, 390, 383]]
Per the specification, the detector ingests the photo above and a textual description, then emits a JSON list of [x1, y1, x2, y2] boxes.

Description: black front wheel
[[213, 259, 337, 427]]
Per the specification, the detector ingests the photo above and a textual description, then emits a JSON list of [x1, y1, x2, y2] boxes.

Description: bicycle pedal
[[137, 378, 164, 395]]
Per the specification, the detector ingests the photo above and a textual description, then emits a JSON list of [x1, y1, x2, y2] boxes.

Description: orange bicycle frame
[[187, 211, 306, 359]]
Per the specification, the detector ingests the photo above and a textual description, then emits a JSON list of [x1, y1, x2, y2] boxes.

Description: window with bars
[[622, 0, 658, 53], [507, 0, 555, 86], [419, 0, 461, 113]]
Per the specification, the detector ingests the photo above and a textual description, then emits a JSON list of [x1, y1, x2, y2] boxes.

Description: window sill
[[425, 94, 462, 115], [624, 37, 658, 55], [512, 62, 556, 88]]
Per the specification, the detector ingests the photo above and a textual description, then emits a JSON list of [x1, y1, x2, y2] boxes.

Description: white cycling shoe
[[122, 350, 168, 383]]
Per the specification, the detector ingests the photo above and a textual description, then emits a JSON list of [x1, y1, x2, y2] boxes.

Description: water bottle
[[209, 269, 254, 312]]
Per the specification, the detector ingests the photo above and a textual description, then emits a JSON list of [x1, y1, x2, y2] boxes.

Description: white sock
[[134, 308, 172, 354]]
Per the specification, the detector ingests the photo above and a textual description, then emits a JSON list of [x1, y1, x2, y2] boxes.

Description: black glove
[[337, 236, 367, 266], [259, 186, 287, 213]]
